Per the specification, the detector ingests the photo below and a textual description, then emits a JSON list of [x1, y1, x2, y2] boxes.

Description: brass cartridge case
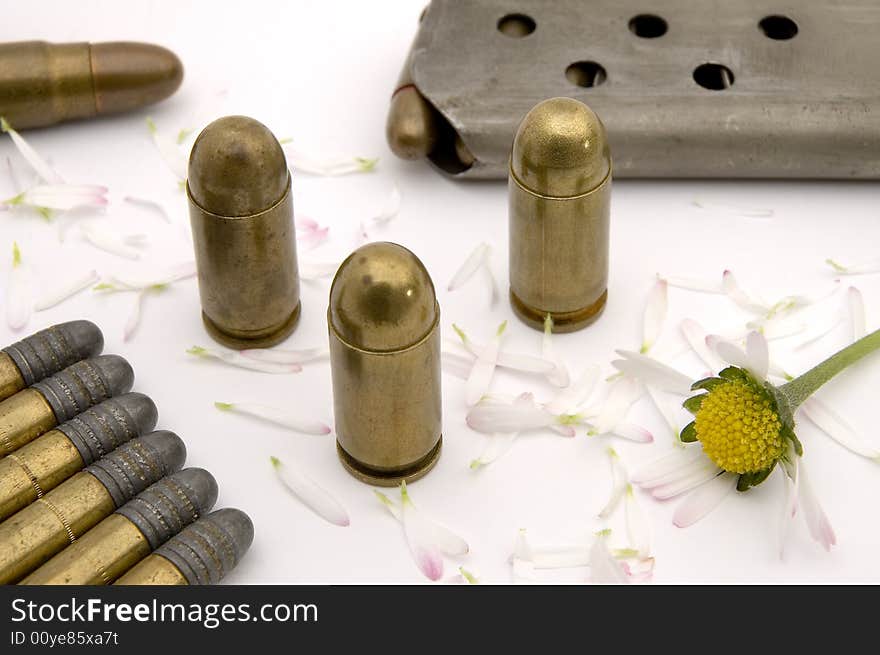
[[116, 508, 254, 585], [0, 354, 133, 457], [187, 116, 301, 349], [0, 393, 157, 521], [508, 97, 612, 333], [0, 430, 184, 584], [329, 242, 442, 485], [0, 41, 183, 130], [386, 33, 439, 161], [22, 468, 217, 585], [0, 320, 103, 402]]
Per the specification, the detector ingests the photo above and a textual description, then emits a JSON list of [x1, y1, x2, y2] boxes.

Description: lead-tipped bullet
[[0, 41, 184, 130]]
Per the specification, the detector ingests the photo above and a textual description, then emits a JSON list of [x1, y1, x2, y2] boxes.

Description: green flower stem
[[779, 327, 880, 409]]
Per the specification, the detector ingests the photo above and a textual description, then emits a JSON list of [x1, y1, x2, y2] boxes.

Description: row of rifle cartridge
[[0, 321, 252, 585]]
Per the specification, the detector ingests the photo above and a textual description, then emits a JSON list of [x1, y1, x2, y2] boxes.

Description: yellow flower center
[[694, 380, 783, 474]]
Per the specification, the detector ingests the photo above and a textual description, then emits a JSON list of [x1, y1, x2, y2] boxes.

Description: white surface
[[3, 0, 880, 584]]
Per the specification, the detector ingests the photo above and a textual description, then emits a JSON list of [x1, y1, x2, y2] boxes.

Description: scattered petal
[[645, 386, 680, 442], [662, 274, 723, 294], [401, 482, 463, 580], [470, 432, 519, 469], [722, 269, 770, 314], [441, 351, 472, 380], [797, 461, 836, 551], [598, 448, 627, 518], [99, 261, 196, 291], [451, 324, 554, 375], [34, 269, 99, 311], [800, 397, 880, 461], [543, 314, 570, 387], [1, 117, 63, 184], [791, 314, 842, 351], [589, 376, 643, 435], [239, 347, 328, 366], [825, 257, 880, 276], [848, 286, 866, 342], [13, 184, 108, 211], [123, 289, 148, 341], [365, 184, 401, 227], [641, 278, 668, 353], [271, 456, 349, 527], [458, 567, 479, 584], [589, 532, 629, 584], [625, 485, 651, 558], [672, 472, 737, 527], [285, 148, 378, 176], [546, 365, 600, 415], [779, 460, 799, 559], [651, 463, 722, 500], [611, 350, 693, 394], [186, 345, 302, 374], [6, 242, 31, 331], [631, 446, 706, 485], [605, 422, 653, 443], [124, 196, 172, 223], [448, 242, 489, 292], [146, 117, 188, 180], [80, 223, 146, 260], [215, 401, 331, 435], [465, 321, 505, 405], [680, 319, 725, 372], [466, 394, 560, 434]]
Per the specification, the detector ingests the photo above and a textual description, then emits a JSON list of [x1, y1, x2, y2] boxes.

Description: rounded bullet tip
[[205, 508, 255, 562], [167, 468, 219, 516], [511, 97, 611, 197], [386, 87, 438, 160], [330, 241, 437, 352], [58, 319, 104, 359], [187, 115, 289, 217], [90, 42, 184, 116], [113, 392, 159, 435], [92, 354, 135, 396], [139, 430, 187, 474]]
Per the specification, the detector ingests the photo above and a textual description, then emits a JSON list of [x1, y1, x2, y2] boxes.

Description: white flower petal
[[641, 278, 668, 353], [124, 196, 172, 223], [466, 395, 557, 434], [187, 345, 302, 374], [239, 347, 328, 366], [606, 422, 654, 443], [543, 314, 570, 387], [21, 185, 108, 211], [512, 528, 534, 562], [797, 461, 836, 551], [825, 257, 880, 276], [285, 149, 377, 176], [374, 490, 402, 521], [297, 226, 329, 252], [745, 330, 770, 380], [638, 455, 719, 491], [6, 243, 31, 331], [598, 448, 627, 518], [848, 286, 866, 342], [590, 376, 643, 435], [708, 334, 749, 369], [722, 269, 769, 314], [215, 401, 331, 435], [792, 314, 843, 351], [611, 350, 693, 395], [448, 242, 489, 292], [800, 397, 880, 461], [34, 269, 98, 311], [752, 315, 807, 340], [147, 118, 188, 179], [497, 350, 555, 375], [1, 119, 63, 184], [779, 461, 798, 559], [625, 486, 651, 558], [470, 432, 519, 469], [123, 289, 147, 342], [645, 386, 680, 442], [546, 365, 600, 415], [589, 533, 629, 584], [271, 456, 350, 527], [662, 274, 723, 294], [465, 321, 505, 405], [679, 318, 725, 372], [631, 446, 705, 485], [692, 199, 773, 218], [300, 260, 340, 280], [672, 472, 737, 527], [80, 223, 144, 260], [401, 483, 449, 580], [441, 351, 472, 380]]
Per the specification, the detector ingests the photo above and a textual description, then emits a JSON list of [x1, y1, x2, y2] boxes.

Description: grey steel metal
[[154, 508, 254, 584], [85, 430, 186, 507], [2, 320, 103, 385], [32, 355, 134, 424], [410, 0, 880, 179], [58, 392, 158, 465], [116, 468, 218, 549]]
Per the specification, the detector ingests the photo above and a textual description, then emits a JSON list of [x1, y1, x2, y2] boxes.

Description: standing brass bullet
[[22, 468, 217, 585], [0, 320, 103, 402], [0, 41, 183, 130], [115, 508, 254, 585], [508, 97, 612, 333], [0, 392, 157, 521], [0, 430, 184, 584], [0, 354, 134, 458], [188, 116, 301, 349], [329, 242, 442, 485]]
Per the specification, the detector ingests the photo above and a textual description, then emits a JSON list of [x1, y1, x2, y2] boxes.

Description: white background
[[2, 0, 879, 584]]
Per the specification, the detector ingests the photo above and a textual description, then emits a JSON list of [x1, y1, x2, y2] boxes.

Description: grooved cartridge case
[[0, 430, 184, 584], [329, 242, 442, 485], [0, 320, 103, 402], [115, 508, 254, 585], [0, 41, 183, 130], [0, 354, 133, 457], [508, 97, 612, 333], [187, 116, 301, 349], [0, 393, 157, 521], [22, 468, 217, 585]]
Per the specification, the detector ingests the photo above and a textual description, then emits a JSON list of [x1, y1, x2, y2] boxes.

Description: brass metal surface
[[0, 353, 25, 403], [0, 429, 83, 521], [0, 389, 57, 458], [0, 472, 115, 584], [508, 97, 611, 333], [188, 116, 301, 349], [0, 41, 183, 130], [114, 553, 188, 585], [329, 242, 442, 485], [21, 514, 150, 585]]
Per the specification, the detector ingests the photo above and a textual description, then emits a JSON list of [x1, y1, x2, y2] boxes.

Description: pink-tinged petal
[[651, 463, 722, 499], [186, 345, 302, 374], [722, 269, 769, 314], [466, 396, 556, 434], [35, 269, 99, 311], [708, 334, 751, 370], [611, 350, 693, 395], [465, 321, 505, 406], [296, 216, 320, 232], [745, 330, 770, 380], [6, 242, 31, 331], [542, 314, 570, 387], [662, 274, 723, 294], [680, 318, 725, 372], [641, 278, 668, 354], [448, 242, 489, 292], [1, 118, 64, 184], [123, 289, 147, 342], [590, 376, 643, 435], [300, 260, 340, 280], [589, 533, 629, 584], [470, 432, 520, 469], [270, 456, 350, 527], [546, 365, 600, 415], [797, 461, 836, 551], [297, 225, 329, 251], [645, 386, 681, 442], [400, 482, 464, 580], [441, 351, 472, 380], [848, 286, 866, 342], [625, 486, 651, 558], [598, 448, 627, 518], [240, 347, 327, 365], [607, 422, 653, 443], [692, 199, 773, 218], [215, 401, 331, 435], [21, 184, 108, 211], [124, 196, 172, 223], [825, 257, 880, 276], [631, 447, 705, 485], [549, 424, 576, 437], [672, 472, 737, 527], [800, 397, 880, 461]]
